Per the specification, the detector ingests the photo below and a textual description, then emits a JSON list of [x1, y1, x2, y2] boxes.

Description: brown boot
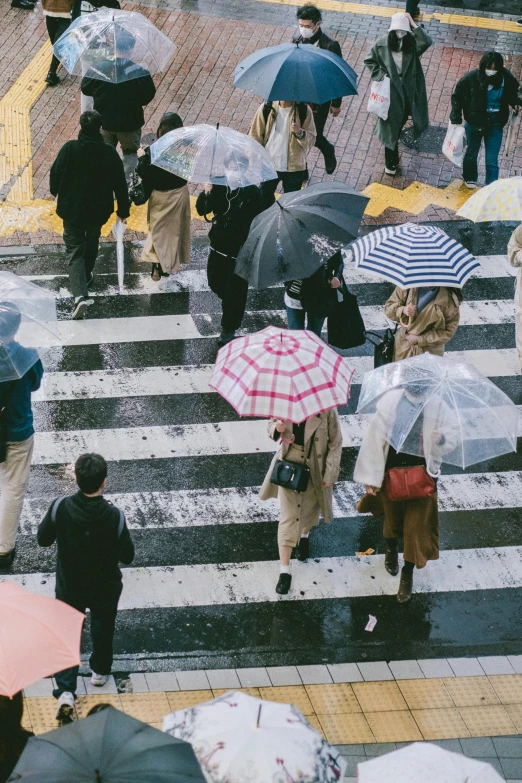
[[397, 568, 413, 604], [384, 543, 399, 576]]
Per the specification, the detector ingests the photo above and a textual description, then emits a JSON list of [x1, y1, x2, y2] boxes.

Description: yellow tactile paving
[[488, 675, 522, 705], [305, 714, 325, 736], [398, 679, 455, 711], [305, 683, 362, 715], [24, 697, 60, 728], [458, 705, 519, 737], [74, 694, 123, 719], [119, 692, 170, 723], [352, 681, 409, 713], [21, 700, 33, 730], [442, 677, 500, 708], [411, 708, 471, 740], [212, 687, 261, 698], [317, 712, 376, 744], [366, 710, 423, 743], [504, 703, 522, 732], [362, 179, 474, 218], [32, 725, 56, 735], [258, 686, 314, 715], [165, 690, 214, 711]]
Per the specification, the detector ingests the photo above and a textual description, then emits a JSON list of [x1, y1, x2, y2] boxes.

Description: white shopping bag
[[442, 122, 466, 166], [112, 219, 126, 293], [367, 77, 390, 121]]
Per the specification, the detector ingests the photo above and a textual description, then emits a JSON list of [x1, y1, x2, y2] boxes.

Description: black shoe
[[150, 263, 162, 282], [86, 272, 94, 288], [397, 568, 413, 604], [384, 165, 397, 176], [217, 331, 236, 346], [45, 71, 60, 87], [324, 149, 337, 175], [276, 573, 292, 595], [0, 549, 15, 570], [384, 544, 399, 576], [518, 18, 522, 26], [295, 536, 309, 562], [72, 296, 93, 320], [11, 0, 35, 8]]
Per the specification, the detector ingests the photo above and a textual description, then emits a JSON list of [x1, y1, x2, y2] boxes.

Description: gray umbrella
[[8, 706, 206, 783], [234, 182, 369, 289]]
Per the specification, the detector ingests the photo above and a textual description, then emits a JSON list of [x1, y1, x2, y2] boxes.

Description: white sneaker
[[91, 672, 109, 687], [56, 691, 75, 721], [464, 181, 477, 189], [384, 166, 397, 176]]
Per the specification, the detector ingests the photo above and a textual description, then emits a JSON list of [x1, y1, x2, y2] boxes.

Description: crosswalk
[[3, 233, 522, 670]]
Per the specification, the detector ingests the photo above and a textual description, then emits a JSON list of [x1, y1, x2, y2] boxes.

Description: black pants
[[46, 16, 70, 75], [259, 170, 307, 210], [313, 102, 335, 159], [53, 588, 121, 698], [384, 106, 411, 169], [207, 250, 248, 334], [63, 221, 101, 300]]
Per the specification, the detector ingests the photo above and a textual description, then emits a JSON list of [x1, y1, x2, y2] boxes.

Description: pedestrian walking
[[37, 452, 135, 723], [450, 52, 522, 188], [292, 5, 344, 174], [50, 110, 130, 320], [0, 692, 33, 783], [384, 286, 462, 360], [195, 157, 262, 346], [42, 0, 72, 86], [508, 224, 522, 370], [0, 305, 43, 571], [136, 112, 191, 283], [285, 250, 344, 337], [364, 12, 432, 176], [81, 32, 156, 182], [259, 410, 342, 595], [249, 99, 316, 209], [71, 0, 121, 111]]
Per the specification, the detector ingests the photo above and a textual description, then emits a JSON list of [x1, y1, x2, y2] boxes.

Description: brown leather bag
[[383, 466, 435, 502]]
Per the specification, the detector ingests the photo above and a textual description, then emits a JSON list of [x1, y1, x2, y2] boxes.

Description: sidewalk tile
[[129, 673, 149, 693], [176, 670, 211, 691], [357, 662, 394, 682], [328, 664, 364, 683], [488, 675, 522, 704], [334, 744, 366, 755], [166, 690, 213, 711], [306, 684, 362, 715], [363, 743, 398, 756], [442, 677, 499, 707], [266, 666, 302, 686], [75, 678, 88, 695], [352, 682, 408, 713], [212, 687, 260, 697], [75, 694, 122, 719], [365, 711, 423, 743], [417, 659, 455, 679], [119, 692, 170, 723], [507, 656, 522, 674], [205, 669, 241, 689], [84, 675, 117, 695], [479, 757, 505, 778], [459, 705, 518, 737], [429, 739, 465, 752], [398, 679, 454, 710], [447, 658, 485, 677], [478, 657, 516, 675], [504, 704, 522, 732], [306, 714, 324, 736], [411, 708, 470, 740], [317, 713, 375, 744], [342, 755, 366, 776], [25, 697, 59, 727], [297, 665, 333, 685], [237, 668, 271, 688], [492, 736, 522, 757], [500, 758, 522, 779], [460, 736, 496, 757], [389, 661, 424, 680], [145, 672, 180, 692], [23, 679, 53, 698], [258, 686, 313, 715]]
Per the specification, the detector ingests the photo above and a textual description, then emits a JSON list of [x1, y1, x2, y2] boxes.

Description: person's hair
[[388, 29, 413, 53], [447, 286, 464, 303], [223, 151, 249, 170], [296, 4, 322, 23], [86, 703, 112, 716], [80, 110, 103, 136], [480, 51, 504, 88], [157, 112, 183, 138], [0, 302, 21, 342], [0, 692, 24, 738], [75, 453, 108, 494], [115, 28, 135, 53]]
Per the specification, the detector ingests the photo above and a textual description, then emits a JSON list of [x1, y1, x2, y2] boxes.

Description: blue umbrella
[[350, 223, 479, 288], [233, 42, 357, 103]]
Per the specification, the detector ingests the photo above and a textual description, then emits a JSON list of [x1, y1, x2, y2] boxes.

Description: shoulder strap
[[117, 509, 125, 538], [262, 101, 274, 123], [298, 102, 308, 126], [51, 495, 68, 524]]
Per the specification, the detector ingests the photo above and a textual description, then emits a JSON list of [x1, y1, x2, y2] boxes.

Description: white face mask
[[395, 30, 407, 39], [299, 25, 316, 39], [485, 69, 497, 77]]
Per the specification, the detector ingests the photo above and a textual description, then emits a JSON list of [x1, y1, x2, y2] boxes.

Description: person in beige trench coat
[[507, 224, 522, 369], [384, 286, 462, 361], [259, 408, 342, 595], [354, 387, 457, 603]]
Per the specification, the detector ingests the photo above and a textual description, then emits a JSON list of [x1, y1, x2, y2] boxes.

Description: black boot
[[276, 573, 292, 595], [0, 548, 15, 571], [45, 71, 60, 87], [397, 566, 413, 604], [295, 536, 309, 562], [151, 263, 162, 282], [384, 541, 399, 576]]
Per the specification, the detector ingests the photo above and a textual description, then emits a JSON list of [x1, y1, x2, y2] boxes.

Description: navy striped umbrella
[[350, 223, 479, 288]]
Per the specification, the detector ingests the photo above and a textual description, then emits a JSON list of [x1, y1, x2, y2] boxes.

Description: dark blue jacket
[[0, 351, 43, 442]]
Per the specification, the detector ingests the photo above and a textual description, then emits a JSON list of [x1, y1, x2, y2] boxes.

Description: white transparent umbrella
[[53, 8, 175, 83], [150, 123, 277, 187], [357, 352, 518, 470]]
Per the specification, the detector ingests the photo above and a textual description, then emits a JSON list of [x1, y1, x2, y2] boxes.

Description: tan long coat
[[259, 409, 342, 524], [507, 224, 522, 370], [384, 286, 461, 361]]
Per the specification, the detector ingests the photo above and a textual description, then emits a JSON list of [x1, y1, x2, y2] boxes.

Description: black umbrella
[[8, 706, 206, 783], [234, 182, 369, 289]]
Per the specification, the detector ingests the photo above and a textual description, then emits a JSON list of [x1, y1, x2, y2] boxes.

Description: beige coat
[[384, 287, 461, 361], [249, 102, 316, 173], [259, 409, 342, 524], [140, 186, 191, 274], [507, 224, 522, 369]]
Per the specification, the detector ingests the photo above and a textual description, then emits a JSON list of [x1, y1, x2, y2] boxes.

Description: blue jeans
[[463, 120, 503, 185], [286, 305, 325, 337]]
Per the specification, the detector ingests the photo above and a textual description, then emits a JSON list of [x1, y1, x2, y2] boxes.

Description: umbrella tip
[[216, 122, 220, 130], [256, 703, 262, 728]]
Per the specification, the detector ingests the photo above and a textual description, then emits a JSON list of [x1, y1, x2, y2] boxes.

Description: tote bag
[[367, 77, 391, 121], [327, 282, 366, 350], [442, 122, 466, 166]]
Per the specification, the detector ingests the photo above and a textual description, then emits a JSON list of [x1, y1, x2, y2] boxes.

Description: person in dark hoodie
[[0, 692, 33, 783], [451, 51, 522, 188], [37, 452, 134, 723], [195, 153, 262, 346], [50, 110, 130, 320]]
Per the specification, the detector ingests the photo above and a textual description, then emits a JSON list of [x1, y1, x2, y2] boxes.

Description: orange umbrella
[[0, 582, 85, 697]]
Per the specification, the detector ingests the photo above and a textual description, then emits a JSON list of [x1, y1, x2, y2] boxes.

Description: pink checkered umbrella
[[210, 326, 353, 423]]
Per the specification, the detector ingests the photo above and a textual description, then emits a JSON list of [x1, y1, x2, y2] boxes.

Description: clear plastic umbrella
[[357, 353, 518, 470], [150, 123, 277, 187], [53, 8, 175, 83]]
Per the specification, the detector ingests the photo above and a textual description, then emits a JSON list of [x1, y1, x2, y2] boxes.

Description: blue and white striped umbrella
[[350, 222, 479, 288]]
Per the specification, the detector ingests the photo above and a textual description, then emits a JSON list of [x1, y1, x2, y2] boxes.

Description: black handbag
[[0, 381, 17, 463], [366, 326, 397, 368], [270, 435, 314, 493], [327, 281, 366, 349], [129, 171, 150, 206]]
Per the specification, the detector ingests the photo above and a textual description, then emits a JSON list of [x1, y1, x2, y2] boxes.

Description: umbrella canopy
[[53, 9, 175, 82], [150, 123, 277, 187], [350, 222, 479, 288], [0, 582, 84, 698], [233, 42, 358, 103], [358, 742, 504, 782], [357, 352, 518, 470], [163, 690, 346, 783], [10, 706, 206, 783], [456, 177, 522, 222], [210, 326, 353, 423], [235, 182, 369, 289]]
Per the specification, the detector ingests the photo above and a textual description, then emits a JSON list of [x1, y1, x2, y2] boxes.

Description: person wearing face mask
[[292, 5, 345, 175], [195, 155, 262, 346], [450, 51, 522, 188], [364, 12, 432, 176]]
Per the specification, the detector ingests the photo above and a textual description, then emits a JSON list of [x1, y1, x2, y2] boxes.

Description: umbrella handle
[[399, 313, 412, 328]]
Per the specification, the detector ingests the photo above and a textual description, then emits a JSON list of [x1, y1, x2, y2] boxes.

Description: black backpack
[[262, 101, 308, 126]]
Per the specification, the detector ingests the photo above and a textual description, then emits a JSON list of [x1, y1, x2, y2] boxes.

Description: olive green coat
[[363, 27, 432, 149]]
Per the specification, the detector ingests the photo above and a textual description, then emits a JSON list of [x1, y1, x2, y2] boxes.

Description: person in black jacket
[[80, 32, 156, 182], [196, 157, 262, 345], [292, 5, 344, 174], [450, 51, 522, 188], [50, 110, 130, 319], [0, 693, 33, 782], [37, 452, 135, 723], [285, 250, 344, 338]]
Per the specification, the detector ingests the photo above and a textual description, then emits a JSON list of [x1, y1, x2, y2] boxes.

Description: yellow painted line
[[362, 178, 474, 217]]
